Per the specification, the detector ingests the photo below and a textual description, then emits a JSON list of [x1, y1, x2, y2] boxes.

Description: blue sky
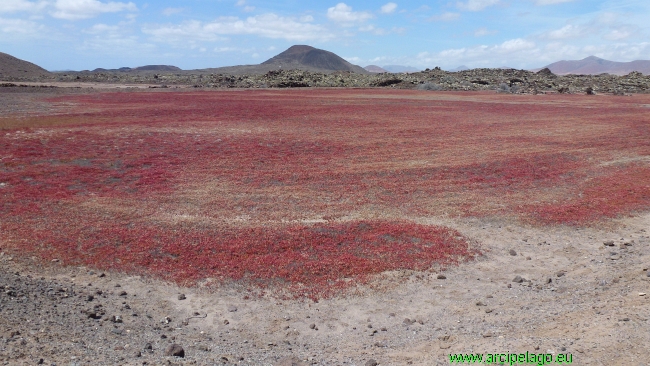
[[1, 0, 649, 71]]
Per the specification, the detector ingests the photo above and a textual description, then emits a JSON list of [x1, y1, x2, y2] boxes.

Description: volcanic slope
[[0, 52, 50, 79], [200, 45, 369, 75]]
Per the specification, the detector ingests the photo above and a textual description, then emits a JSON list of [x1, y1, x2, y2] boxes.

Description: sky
[[1, 0, 649, 71]]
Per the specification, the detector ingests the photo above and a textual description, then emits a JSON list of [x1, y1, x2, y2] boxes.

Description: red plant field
[[1, 89, 649, 297]]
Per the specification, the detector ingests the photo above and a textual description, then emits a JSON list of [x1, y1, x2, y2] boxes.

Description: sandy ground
[[2, 213, 649, 366]]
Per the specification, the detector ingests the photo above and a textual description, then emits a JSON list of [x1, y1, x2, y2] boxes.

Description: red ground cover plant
[[2, 89, 649, 297]]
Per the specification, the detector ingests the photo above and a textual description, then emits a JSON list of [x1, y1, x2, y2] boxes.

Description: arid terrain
[[1, 85, 650, 365]]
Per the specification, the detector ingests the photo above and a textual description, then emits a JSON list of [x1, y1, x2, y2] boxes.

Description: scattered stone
[[512, 275, 525, 283], [485, 309, 493, 314], [227, 305, 238, 312], [177, 294, 186, 300], [309, 323, 316, 330], [482, 332, 494, 338], [118, 291, 127, 297], [111, 315, 123, 323], [546, 278, 553, 284], [556, 271, 566, 278], [164, 344, 185, 357], [85, 294, 94, 302], [134, 351, 142, 358], [365, 359, 378, 366], [276, 356, 306, 366], [639, 293, 647, 296], [509, 249, 517, 256], [476, 301, 486, 306], [223, 319, 229, 325], [403, 318, 416, 325], [436, 274, 446, 280], [144, 343, 153, 352], [603, 240, 615, 246]]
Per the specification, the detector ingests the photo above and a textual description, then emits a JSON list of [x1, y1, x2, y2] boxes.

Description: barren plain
[[1, 86, 650, 365]]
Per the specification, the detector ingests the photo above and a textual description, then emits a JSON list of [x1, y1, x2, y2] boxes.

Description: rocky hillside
[[0, 52, 49, 79], [24, 66, 647, 95]]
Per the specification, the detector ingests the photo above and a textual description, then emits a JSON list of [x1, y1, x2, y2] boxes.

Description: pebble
[[509, 249, 517, 256], [164, 343, 185, 357], [365, 360, 378, 366], [118, 291, 127, 297], [512, 275, 525, 283], [436, 274, 446, 280], [476, 301, 486, 306], [177, 294, 186, 300], [556, 271, 565, 277], [227, 305, 238, 312], [603, 240, 615, 246], [309, 323, 316, 330]]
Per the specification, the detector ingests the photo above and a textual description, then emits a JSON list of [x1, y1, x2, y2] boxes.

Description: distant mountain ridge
[[90, 65, 182, 73], [540, 56, 650, 75], [382, 65, 420, 73], [364, 65, 389, 73]]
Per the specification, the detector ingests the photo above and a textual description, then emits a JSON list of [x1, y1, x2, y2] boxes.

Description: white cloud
[[143, 14, 334, 43], [534, 0, 576, 5], [327, 3, 373, 24], [417, 38, 537, 68], [0, 16, 45, 36], [604, 28, 633, 41], [235, 0, 254, 12], [456, 0, 500, 11], [162, 7, 183, 16], [380, 2, 398, 14], [0, 0, 47, 13], [474, 27, 497, 36], [544, 24, 587, 40], [428, 12, 460, 22], [52, 0, 137, 20]]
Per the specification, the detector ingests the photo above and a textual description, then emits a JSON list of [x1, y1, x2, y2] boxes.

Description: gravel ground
[[2, 213, 650, 366]]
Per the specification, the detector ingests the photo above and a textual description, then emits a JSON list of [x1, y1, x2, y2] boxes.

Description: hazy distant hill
[[0, 52, 49, 79], [448, 65, 469, 72], [364, 65, 389, 73], [540, 56, 650, 75], [90, 65, 182, 73], [382, 65, 420, 73]]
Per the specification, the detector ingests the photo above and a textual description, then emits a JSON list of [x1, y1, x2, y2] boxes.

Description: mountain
[[261, 45, 368, 74], [89, 65, 182, 73], [541, 56, 650, 75], [0, 52, 50, 79], [364, 65, 389, 73], [448, 65, 469, 72], [201, 45, 369, 75], [382, 65, 420, 73], [134, 65, 182, 72]]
